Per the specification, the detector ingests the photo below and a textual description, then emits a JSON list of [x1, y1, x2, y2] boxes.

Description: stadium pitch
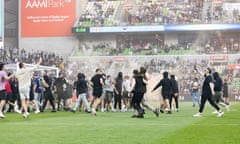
[[0, 102, 239, 144]]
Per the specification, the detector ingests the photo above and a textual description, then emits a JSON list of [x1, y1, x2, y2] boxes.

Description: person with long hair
[[169, 74, 179, 112], [139, 67, 159, 117], [113, 72, 123, 112]]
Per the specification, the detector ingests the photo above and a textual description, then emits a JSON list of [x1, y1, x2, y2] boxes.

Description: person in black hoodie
[[193, 67, 224, 117], [71, 73, 91, 113], [90, 68, 104, 116], [130, 69, 147, 118], [169, 75, 179, 112], [222, 78, 230, 111], [152, 71, 172, 114], [113, 72, 123, 112], [139, 67, 159, 117], [41, 74, 56, 112], [54, 73, 68, 111], [212, 72, 229, 113]]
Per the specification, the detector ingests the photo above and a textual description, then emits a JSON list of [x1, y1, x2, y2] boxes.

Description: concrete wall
[[20, 37, 78, 57]]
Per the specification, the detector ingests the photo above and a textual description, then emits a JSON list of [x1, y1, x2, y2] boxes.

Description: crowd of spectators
[[77, 0, 121, 27], [2, 47, 239, 101], [76, 0, 240, 27], [127, 1, 202, 25], [65, 55, 240, 101], [195, 34, 240, 54], [2, 48, 64, 68], [76, 33, 240, 56]]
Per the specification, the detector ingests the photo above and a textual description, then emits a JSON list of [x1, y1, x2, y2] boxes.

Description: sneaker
[[26, 112, 30, 116], [160, 109, 164, 113], [137, 115, 144, 118], [0, 112, 6, 118], [14, 105, 22, 114], [101, 108, 104, 112], [35, 109, 40, 114], [193, 112, 201, 117], [212, 110, 218, 114], [166, 111, 172, 114], [15, 108, 22, 114], [23, 113, 29, 119], [71, 109, 76, 113], [217, 111, 224, 117], [51, 110, 57, 112], [92, 109, 97, 116], [131, 114, 137, 118], [111, 108, 116, 112], [14, 105, 18, 111], [176, 108, 179, 112]]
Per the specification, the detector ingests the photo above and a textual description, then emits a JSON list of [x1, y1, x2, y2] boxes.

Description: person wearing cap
[[193, 67, 224, 117]]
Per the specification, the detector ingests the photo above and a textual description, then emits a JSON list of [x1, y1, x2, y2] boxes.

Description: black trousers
[[199, 94, 220, 113], [57, 92, 66, 110], [131, 92, 144, 115], [114, 93, 122, 110], [42, 92, 56, 111], [169, 94, 179, 110]]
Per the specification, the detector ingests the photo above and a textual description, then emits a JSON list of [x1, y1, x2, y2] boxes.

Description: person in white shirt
[[15, 58, 42, 118]]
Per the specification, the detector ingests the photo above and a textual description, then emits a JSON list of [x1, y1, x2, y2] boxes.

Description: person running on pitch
[[152, 71, 172, 114], [15, 57, 42, 118], [71, 73, 91, 113]]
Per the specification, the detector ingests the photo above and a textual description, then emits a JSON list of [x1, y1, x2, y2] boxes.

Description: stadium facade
[[3, 0, 240, 101]]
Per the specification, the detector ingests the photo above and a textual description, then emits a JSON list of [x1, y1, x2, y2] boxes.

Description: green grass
[[1, 102, 240, 144]]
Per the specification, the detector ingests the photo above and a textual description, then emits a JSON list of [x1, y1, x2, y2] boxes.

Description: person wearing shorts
[[90, 68, 104, 115], [0, 63, 14, 118], [15, 58, 42, 118]]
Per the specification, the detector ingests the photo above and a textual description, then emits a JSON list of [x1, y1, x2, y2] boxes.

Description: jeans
[[191, 92, 201, 106], [73, 93, 90, 111]]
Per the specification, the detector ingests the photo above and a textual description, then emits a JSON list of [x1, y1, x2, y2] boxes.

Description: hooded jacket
[[152, 72, 173, 96], [170, 75, 179, 94]]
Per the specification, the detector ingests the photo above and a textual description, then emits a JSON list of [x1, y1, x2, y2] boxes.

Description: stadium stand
[[76, 0, 122, 27]]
